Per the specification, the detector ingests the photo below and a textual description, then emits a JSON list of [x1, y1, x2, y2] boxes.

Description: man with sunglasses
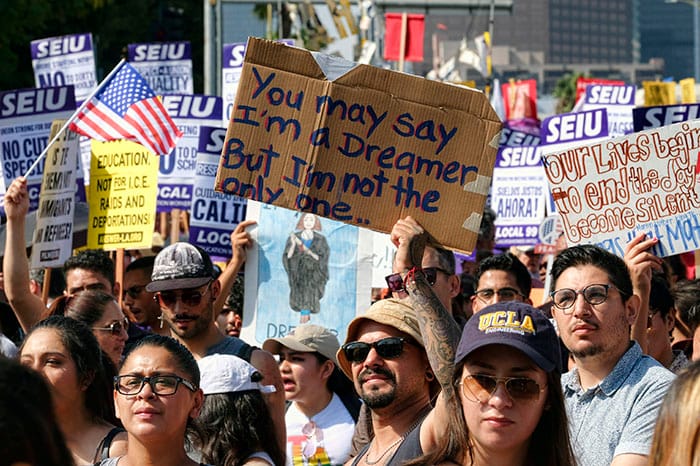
[[550, 244, 674, 466], [122, 256, 170, 336], [337, 298, 437, 465], [146, 241, 286, 452], [389, 216, 465, 323]]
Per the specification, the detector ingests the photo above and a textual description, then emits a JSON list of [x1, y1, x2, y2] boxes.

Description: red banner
[[384, 13, 425, 62]]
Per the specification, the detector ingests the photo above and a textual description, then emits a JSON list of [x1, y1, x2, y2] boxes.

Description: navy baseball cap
[[455, 301, 562, 373]]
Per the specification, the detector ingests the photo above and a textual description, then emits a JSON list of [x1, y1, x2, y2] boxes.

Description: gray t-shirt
[[562, 342, 675, 466]]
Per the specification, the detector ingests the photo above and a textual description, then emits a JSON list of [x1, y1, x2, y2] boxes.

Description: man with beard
[[336, 298, 436, 466], [550, 245, 674, 466], [146, 241, 285, 452]]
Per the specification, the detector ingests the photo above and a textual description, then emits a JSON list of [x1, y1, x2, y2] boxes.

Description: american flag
[[69, 62, 182, 155]]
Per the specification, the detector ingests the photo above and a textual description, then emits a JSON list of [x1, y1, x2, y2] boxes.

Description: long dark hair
[[0, 356, 76, 466], [21, 316, 118, 425], [196, 390, 286, 466], [48, 289, 118, 324], [406, 363, 576, 466]]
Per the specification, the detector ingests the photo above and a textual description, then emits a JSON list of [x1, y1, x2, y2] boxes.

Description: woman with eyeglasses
[[402, 266, 576, 466], [49, 289, 129, 366], [99, 333, 210, 466], [19, 315, 127, 465]]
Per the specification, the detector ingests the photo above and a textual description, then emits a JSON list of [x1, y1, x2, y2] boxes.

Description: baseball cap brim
[[263, 337, 316, 356], [456, 339, 556, 373], [146, 276, 212, 292]]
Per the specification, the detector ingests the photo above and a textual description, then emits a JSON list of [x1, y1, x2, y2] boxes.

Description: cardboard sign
[[88, 140, 158, 250], [215, 38, 502, 253], [541, 120, 700, 257]]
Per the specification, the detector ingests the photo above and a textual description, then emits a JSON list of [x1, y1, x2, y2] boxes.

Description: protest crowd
[[3, 27, 700, 466]]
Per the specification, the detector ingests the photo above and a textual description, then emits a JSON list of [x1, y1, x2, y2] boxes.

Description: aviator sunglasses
[[459, 374, 545, 403], [92, 317, 130, 336], [155, 282, 212, 308], [342, 337, 410, 363]]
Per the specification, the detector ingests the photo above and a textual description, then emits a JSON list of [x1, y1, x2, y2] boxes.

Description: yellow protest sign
[[643, 81, 676, 106], [88, 140, 158, 250], [680, 77, 697, 103]]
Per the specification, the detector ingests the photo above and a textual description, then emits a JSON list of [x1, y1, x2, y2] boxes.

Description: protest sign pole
[[22, 58, 127, 179], [116, 249, 125, 308], [398, 12, 407, 72], [41, 267, 51, 305]]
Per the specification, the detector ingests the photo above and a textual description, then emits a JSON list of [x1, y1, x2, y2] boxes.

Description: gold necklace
[[363, 417, 423, 466]]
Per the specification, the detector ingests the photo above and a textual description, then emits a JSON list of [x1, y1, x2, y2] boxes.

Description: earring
[[157, 314, 164, 329], [425, 371, 435, 382]]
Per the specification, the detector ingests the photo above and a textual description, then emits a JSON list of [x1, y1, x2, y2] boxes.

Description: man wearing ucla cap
[[339, 299, 436, 465], [550, 245, 674, 466], [147, 241, 286, 452], [264, 324, 360, 465]]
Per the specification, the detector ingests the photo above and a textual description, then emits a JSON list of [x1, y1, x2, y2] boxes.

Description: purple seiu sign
[[157, 95, 223, 212], [0, 86, 78, 214], [492, 144, 547, 247], [189, 126, 248, 261], [633, 103, 700, 132], [30, 33, 96, 105], [127, 41, 193, 95]]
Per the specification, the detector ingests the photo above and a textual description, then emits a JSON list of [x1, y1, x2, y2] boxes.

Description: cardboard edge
[[244, 37, 327, 81]]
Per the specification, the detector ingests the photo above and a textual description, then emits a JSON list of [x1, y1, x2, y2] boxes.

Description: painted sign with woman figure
[[282, 213, 330, 323], [242, 201, 372, 346]]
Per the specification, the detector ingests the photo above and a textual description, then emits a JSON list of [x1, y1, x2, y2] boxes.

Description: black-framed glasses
[[114, 374, 197, 396], [342, 337, 407, 363], [459, 374, 545, 403], [550, 283, 623, 312], [155, 282, 212, 308], [384, 267, 450, 293], [93, 317, 130, 336], [123, 284, 147, 299], [474, 287, 525, 303]]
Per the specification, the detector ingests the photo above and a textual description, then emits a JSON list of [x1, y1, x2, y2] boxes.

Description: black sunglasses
[[155, 282, 212, 308], [385, 267, 449, 293], [342, 337, 408, 363]]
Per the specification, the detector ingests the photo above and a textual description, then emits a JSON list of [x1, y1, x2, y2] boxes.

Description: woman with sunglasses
[[402, 266, 576, 466], [99, 334, 210, 466], [49, 289, 129, 366], [19, 315, 127, 465]]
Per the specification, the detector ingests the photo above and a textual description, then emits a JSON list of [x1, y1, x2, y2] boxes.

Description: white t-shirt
[[286, 393, 356, 466]]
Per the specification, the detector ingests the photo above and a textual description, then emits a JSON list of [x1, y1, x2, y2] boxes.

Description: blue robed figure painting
[[252, 203, 362, 343]]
